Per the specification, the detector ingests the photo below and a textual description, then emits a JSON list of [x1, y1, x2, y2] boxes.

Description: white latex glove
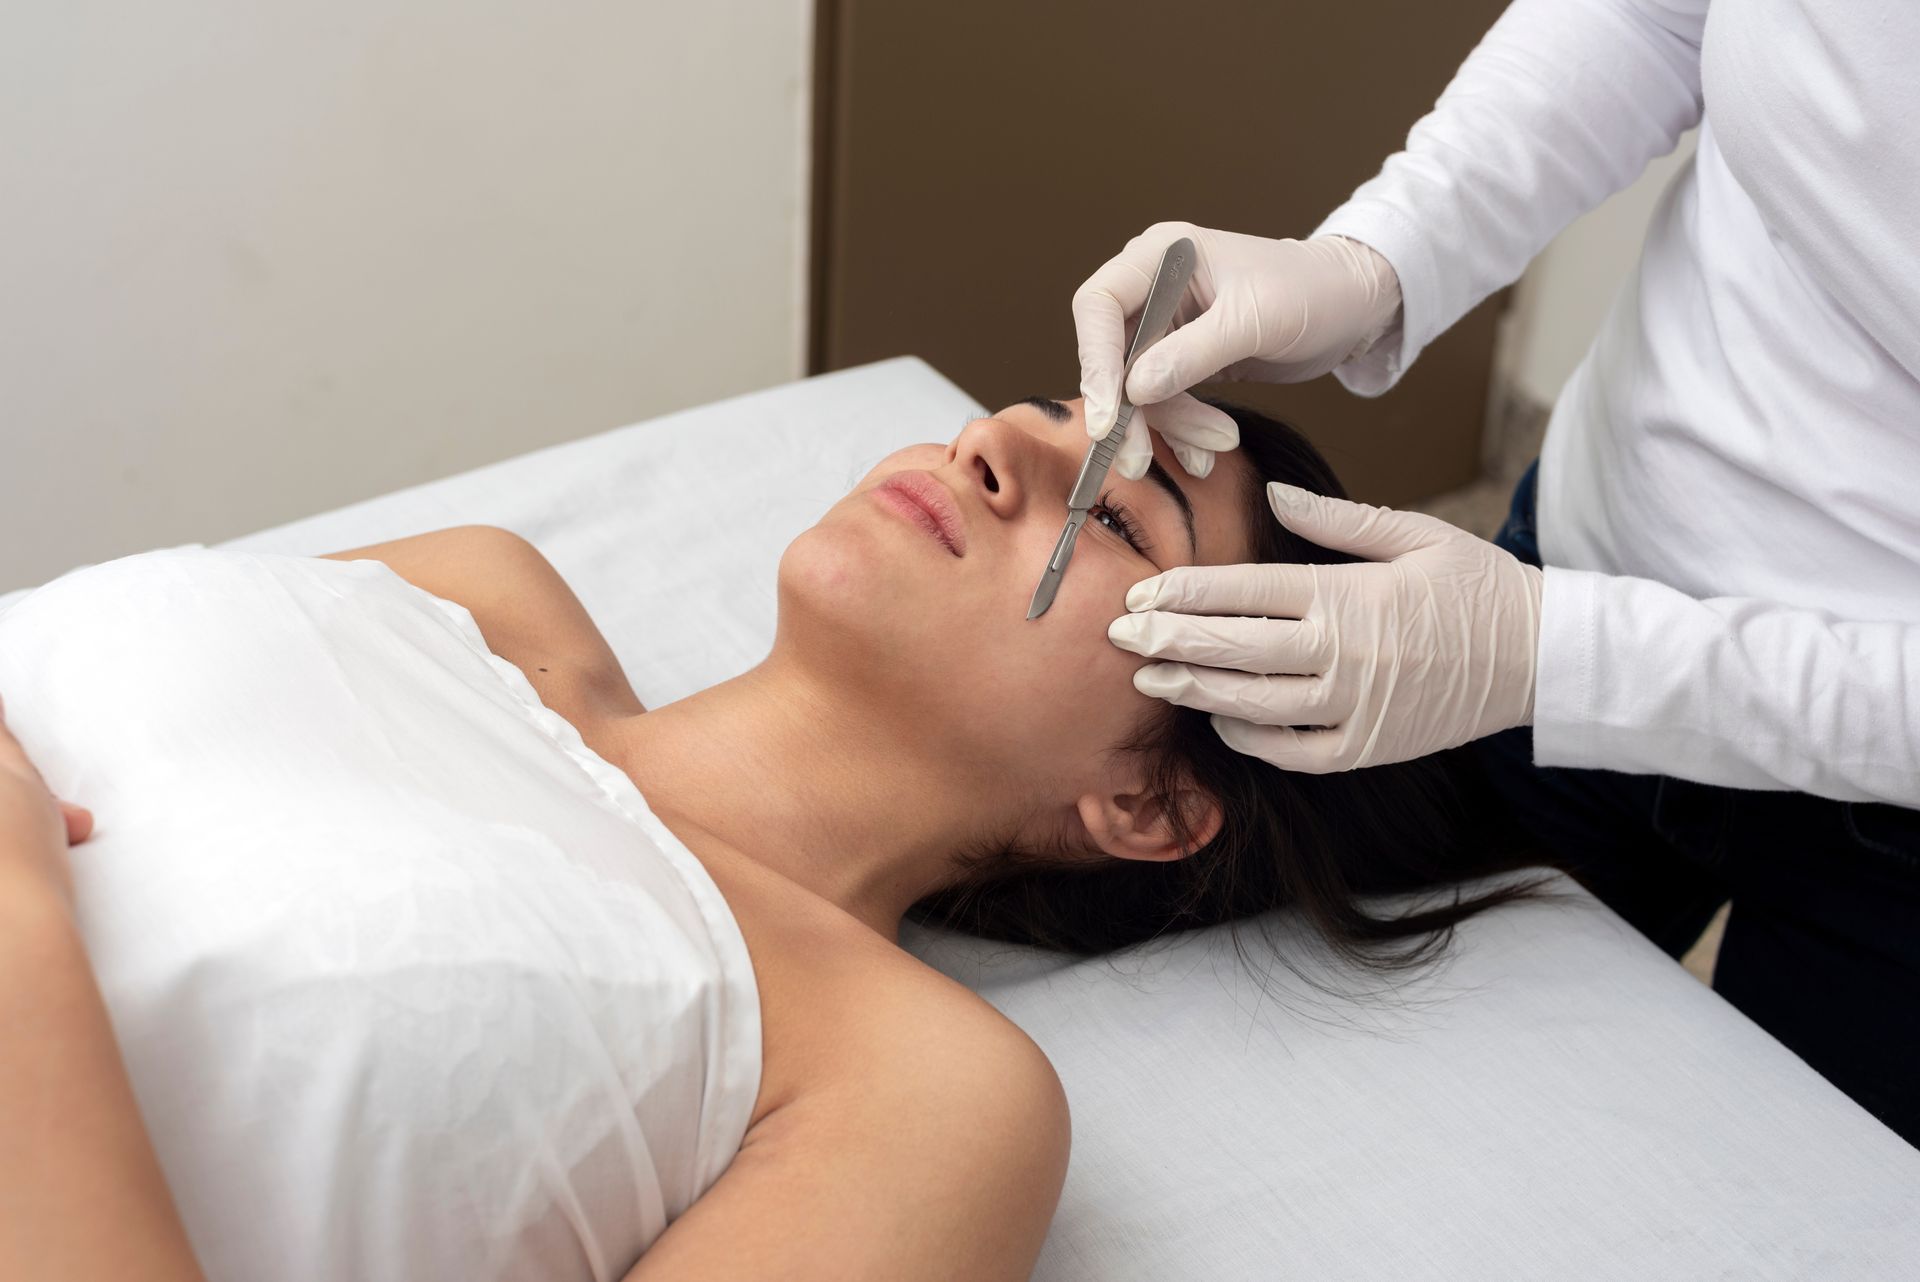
[[1072, 223, 1403, 482], [1106, 482, 1543, 773]]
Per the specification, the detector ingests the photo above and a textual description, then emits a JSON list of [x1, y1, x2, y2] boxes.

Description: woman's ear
[[1075, 779, 1223, 864]]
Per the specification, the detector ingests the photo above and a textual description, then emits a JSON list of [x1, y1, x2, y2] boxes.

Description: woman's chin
[[774, 525, 941, 664]]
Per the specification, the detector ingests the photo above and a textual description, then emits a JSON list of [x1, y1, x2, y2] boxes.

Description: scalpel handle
[[1066, 404, 1134, 511], [1045, 508, 1091, 576], [1070, 235, 1193, 504], [1120, 237, 1196, 381]]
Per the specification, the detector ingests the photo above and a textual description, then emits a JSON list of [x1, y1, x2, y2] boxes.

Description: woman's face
[[774, 396, 1255, 842]]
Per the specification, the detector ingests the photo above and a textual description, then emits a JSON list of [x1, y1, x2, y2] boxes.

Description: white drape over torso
[[0, 546, 762, 1282]]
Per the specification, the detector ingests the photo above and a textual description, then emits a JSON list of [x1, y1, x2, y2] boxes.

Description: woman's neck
[[605, 656, 994, 942]]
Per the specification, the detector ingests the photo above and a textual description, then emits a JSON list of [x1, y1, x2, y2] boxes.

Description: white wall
[[0, 2, 813, 592], [1496, 131, 1699, 409]]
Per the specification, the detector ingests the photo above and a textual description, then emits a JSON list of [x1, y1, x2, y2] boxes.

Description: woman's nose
[[948, 416, 1063, 522]]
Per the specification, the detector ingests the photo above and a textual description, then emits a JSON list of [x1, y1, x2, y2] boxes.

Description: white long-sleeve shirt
[[1313, 0, 1920, 807]]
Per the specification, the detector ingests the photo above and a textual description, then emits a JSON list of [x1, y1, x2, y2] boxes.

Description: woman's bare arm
[[0, 881, 205, 1281], [320, 525, 642, 712], [625, 1007, 1071, 1281]]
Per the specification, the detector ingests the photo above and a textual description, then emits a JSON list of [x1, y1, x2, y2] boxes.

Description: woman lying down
[[0, 396, 1557, 1281]]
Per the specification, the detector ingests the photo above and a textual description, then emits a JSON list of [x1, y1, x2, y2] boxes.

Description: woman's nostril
[[982, 462, 1000, 494]]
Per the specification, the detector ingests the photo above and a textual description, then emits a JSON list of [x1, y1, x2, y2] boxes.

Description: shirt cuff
[[1531, 565, 1604, 769], [1310, 199, 1439, 397]]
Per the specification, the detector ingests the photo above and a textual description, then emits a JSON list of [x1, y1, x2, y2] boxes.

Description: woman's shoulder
[[803, 917, 1067, 1132], [765, 928, 1070, 1233], [724, 869, 1066, 1125], [640, 918, 1071, 1278], [845, 962, 1072, 1236], [905, 974, 1069, 1159], [868, 936, 1060, 1068]]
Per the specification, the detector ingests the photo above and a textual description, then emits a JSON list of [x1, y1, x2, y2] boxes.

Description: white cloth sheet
[[0, 546, 759, 1282], [5, 357, 1915, 1277]]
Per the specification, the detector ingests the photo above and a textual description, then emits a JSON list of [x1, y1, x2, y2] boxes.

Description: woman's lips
[[874, 471, 967, 556]]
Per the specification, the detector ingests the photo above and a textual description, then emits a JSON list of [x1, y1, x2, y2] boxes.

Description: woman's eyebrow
[[1015, 395, 1073, 423], [1013, 393, 1198, 559]]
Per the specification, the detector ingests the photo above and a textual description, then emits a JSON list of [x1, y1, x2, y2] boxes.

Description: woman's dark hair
[[910, 398, 1571, 979]]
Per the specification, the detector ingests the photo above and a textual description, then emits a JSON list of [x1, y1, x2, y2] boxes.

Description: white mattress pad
[[5, 357, 1914, 1277]]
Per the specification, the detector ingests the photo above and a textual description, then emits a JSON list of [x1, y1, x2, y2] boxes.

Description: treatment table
[[10, 358, 1917, 1278]]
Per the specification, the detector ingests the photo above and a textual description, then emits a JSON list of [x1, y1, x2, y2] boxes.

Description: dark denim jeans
[[1473, 459, 1920, 1149]]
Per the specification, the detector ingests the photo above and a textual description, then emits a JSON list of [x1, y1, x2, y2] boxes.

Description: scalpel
[[1025, 237, 1196, 620]]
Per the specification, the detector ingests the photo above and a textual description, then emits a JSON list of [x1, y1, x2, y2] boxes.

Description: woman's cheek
[[1080, 574, 1151, 677]]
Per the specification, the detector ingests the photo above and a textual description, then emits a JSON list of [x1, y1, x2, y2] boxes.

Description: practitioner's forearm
[[0, 879, 205, 1282]]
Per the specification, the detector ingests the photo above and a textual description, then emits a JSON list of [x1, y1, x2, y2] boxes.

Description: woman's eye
[[1090, 492, 1149, 554]]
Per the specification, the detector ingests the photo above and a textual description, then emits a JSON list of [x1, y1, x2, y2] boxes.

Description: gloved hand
[[1106, 482, 1543, 773], [1073, 223, 1403, 482]]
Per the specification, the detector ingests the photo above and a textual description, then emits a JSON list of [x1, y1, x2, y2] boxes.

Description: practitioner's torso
[[1539, 0, 1920, 624]]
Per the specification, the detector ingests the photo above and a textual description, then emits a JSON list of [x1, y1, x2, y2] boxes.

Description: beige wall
[[1, 4, 1691, 594], [1, 2, 812, 593]]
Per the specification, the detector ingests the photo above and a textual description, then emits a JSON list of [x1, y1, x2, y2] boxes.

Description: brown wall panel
[[812, 0, 1509, 506]]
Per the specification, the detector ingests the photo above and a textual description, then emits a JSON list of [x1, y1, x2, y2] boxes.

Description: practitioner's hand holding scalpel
[[1072, 222, 1403, 480], [1080, 220, 1543, 772]]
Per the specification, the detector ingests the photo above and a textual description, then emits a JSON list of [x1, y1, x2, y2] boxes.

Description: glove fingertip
[[1171, 441, 1214, 478], [1113, 426, 1152, 480], [1266, 481, 1314, 519], [1132, 662, 1184, 699], [1081, 380, 1116, 439], [1124, 357, 1171, 408], [1212, 714, 1318, 770], [1209, 713, 1261, 757], [1197, 405, 1240, 453]]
